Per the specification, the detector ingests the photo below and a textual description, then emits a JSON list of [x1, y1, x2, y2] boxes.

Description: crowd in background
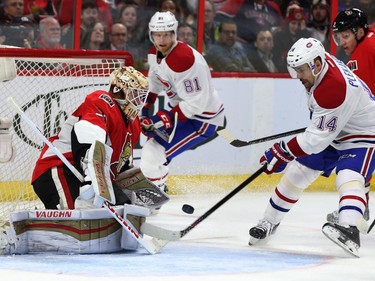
[[0, 0, 374, 72]]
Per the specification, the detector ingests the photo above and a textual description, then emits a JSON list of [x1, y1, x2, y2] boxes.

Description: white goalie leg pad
[[2, 208, 125, 254], [264, 161, 321, 224], [0, 117, 13, 163], [336, 170, 366, 227], [121, 204, 151, 250], [139, 138, 169, 187], [0, 56, 17, 82]]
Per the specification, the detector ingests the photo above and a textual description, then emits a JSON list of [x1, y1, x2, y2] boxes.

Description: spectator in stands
[[0, 0, 37, 48], [203, 0, 219, 52], [307, 0, 330, 49], [81, 21, 105, 50], [177, 22, 195, 47], [0, 0, 24, 22], [35, 16, 64, 49], [247, 28, 281, 73], [355, 0, 375, 24], [102, 22, 129, 50], [273, 3, 311, 72], [161, 0, 185, 23], [205, 19, 256, 72], [61, 0, 100, 49], [215, 0, 282, 52]]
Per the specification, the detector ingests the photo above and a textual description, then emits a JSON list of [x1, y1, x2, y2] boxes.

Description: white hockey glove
[[0, 117, 13, 163]]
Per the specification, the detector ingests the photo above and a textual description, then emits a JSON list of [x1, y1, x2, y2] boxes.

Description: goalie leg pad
[[2, 208, 126, 254], [121, 204, 150, 250]]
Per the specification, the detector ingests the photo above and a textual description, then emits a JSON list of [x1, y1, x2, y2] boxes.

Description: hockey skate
[[326, 203, 370, 224], [322, 222, 360, 258], [248, 219, 279, 245]]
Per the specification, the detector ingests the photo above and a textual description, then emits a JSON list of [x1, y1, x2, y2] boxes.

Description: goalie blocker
[[0, 204, 151, 254]]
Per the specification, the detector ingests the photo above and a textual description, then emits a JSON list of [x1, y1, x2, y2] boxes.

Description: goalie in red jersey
[[32, 66, 168, 210]]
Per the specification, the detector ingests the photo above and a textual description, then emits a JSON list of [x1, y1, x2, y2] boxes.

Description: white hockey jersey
[[147, 41, 225, 126], [287, 53, 375, 157]]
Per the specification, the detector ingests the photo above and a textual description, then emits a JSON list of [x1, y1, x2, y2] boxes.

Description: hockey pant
[[140, 118, 217, 187], [264, 146, 375, 226]]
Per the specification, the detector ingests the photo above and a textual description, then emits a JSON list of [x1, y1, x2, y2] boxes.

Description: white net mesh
[[0, 48, 130, 226]]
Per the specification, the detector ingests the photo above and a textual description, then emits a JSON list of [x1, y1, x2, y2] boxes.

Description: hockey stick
[[6, 96, 167, 254], [141, 164, 267, 241], [144, 112, 178, 143], [367, 219, 375, 234], [216, 127, 306, 147]]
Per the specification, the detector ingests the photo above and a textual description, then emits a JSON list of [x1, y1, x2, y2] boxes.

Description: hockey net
[[0, 47, 133, 227]]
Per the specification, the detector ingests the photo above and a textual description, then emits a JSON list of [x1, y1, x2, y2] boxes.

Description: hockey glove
[[141, 92, 158, 118], [260, 141, 294, 174], [141, 109, 174, 137]]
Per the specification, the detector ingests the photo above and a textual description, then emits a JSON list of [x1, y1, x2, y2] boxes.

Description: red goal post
[[0, 47, 133, 226]]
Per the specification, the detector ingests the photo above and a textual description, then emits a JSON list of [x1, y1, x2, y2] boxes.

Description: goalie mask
[[287, 37, 326, 78], [109, 66, 149, 120]]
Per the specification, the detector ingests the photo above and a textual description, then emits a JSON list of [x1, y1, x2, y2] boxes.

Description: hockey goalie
[[0, 66, 169, 254]]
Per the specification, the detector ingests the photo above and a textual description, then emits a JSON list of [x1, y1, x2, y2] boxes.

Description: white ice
[[1, 191, 374, 281]]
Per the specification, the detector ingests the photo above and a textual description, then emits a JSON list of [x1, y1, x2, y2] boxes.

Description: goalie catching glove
[[260, 141, 294, 174]]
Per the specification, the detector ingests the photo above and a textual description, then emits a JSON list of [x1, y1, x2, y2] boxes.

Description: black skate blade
[[322, 223, 360, 258]]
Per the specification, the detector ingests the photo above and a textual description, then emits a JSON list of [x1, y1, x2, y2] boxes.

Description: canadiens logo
[[155, 74, 177, 98], [347, 60, 358, 71]]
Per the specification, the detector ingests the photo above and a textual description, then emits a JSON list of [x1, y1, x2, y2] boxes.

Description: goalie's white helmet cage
[[148, 11, 178, 43], [287, 37, 326, 78]]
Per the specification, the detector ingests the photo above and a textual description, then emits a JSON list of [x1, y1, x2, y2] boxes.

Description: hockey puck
[[182, 204, 195, 214]]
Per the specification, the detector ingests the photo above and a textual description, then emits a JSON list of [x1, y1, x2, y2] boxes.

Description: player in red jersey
[[32, 66, 149, 210], [326, 8, 375, 223]]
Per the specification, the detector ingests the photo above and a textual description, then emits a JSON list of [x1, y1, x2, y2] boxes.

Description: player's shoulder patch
[[88, 90, 115, 107], [166, 42, 195, 73], [149, 45, 157, 55], [314, 73, 346, 109]]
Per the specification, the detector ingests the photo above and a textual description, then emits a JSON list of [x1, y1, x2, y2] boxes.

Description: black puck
[[182, 204, 195, 214]]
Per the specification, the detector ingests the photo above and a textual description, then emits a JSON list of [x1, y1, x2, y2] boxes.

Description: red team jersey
[[32, 90, 141, 182], [347, 30, 375, 94]]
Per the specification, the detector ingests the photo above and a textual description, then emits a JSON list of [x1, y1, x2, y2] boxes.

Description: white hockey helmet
[[109, 66, 149, 120], [287, 37, 326, 78], [148, 11, 178, 43]]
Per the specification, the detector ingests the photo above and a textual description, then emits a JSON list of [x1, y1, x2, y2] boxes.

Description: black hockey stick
[[367, 219, 375, 234], [141, 164, 267, 241], [216, 127, 306, 147]]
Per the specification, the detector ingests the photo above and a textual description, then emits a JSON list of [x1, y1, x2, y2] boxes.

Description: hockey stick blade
[[216, 127, 306, 147], [141, 164, 267, 241]]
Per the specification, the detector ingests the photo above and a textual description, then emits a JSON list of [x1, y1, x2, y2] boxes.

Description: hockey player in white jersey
[[140, 11, 225, 193], [248, 37, 375, 257]]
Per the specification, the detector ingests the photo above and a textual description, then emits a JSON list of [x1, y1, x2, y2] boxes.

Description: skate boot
[[248, 219, 279, 245], [326, 203, 370, 224], [322, 222, 360, 257]]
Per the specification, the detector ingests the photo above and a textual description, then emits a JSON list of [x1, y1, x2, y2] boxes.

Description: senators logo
[[347, 60, 358, 71]]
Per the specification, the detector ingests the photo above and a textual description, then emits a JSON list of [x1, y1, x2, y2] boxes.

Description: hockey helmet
[[287, 37, 326, 78], [109, 66, 149, 120], [332, 8, 369, 44], [148, 11, 178, 43]]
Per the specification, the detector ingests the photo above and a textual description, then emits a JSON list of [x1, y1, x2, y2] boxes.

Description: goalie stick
[[6, 96, 167, 254], [141, 164, 267, 241], [216, 126, 306, 147]]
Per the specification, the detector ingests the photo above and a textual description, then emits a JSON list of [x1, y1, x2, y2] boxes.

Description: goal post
[[0, 47, 134, 227]]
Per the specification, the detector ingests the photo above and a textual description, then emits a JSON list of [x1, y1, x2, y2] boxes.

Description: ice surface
[[1, 191, 374, 281]]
